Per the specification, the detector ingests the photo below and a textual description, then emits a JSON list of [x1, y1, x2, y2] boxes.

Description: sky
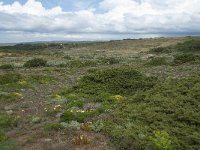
[[0, 0, 200, 43]]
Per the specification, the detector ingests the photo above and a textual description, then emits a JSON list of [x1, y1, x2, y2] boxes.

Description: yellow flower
[[18, 81, 28, 86], [13, 92, 23, 97], [111, 95, 125, 101]]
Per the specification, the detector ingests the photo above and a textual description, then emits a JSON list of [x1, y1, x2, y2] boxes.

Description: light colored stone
[[6, 110, 14, 115], [31, 117, 41, 124]]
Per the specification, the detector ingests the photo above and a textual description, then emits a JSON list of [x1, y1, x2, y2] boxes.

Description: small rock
[[4, 105, 15, 111], [6, 110, 14, 115], [31, 117, 41, 124], [55, 113, 62, 118], [44, 138, 52, 142]]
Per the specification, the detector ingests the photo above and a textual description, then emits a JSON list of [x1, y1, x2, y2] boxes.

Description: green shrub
[[91, 120, 104, 132], [0, 139, 19, 150], [0, 92, 16, 103], [104, 75, 200, 150], [63, 55, 72, 60], [0, 130, 7, 143], [75, 67, 157, 95], [173, 53, 200, 64], [175, 40, 200, 52], [0, 64, 14, 70], [61, 109, 102, 123], [0, 74, 21, 85], [67, 100, 84, 108], [149, 131, 172, 150], [27, 75, 54, 84], [23, 58, 47, 67], [150, 47, 172, 53], [0, 115, 18, 129], [60, 111, 75, 122], [146, 57, 168, 66], [45, 123, 64, 131], [97, 57, 120, 65]]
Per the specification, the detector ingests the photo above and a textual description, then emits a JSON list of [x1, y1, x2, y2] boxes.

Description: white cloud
[[0, 0, 200, 42]]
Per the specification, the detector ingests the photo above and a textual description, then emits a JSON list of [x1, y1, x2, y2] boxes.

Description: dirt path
[[5, 69, 110, 150]]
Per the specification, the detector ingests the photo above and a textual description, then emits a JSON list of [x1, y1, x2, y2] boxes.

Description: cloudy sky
[[0, 0, 200, 43]]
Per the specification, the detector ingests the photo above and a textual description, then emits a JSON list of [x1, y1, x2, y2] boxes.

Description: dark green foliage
[[146, 57, 168, 66], [61, 108, 103, 123], [67, 100, 84, 108], [63, 55, 72, 60], [74, 68, 157, 95], [23, 58, 47, 67], [97, 57, 120, 65], [104, 75, 200, 150], [45, 123, 64, 131], [150, 47, 172, 53], [0, 115, 18, 129], [150, 40, 200, 54], [0, 64, 14, 70], [0, 92, 16, 103], [0, 74, 21, 85], [0, 43, 63, 51], [175, 40, 200, 52], [0, 139, 20, 150], [0, 130, 7, 143], [27, 75, 54, 84], [173, 53, 200, 64]]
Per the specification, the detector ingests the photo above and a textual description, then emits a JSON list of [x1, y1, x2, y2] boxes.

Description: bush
[[0, 92, 16, 103], [149, 131, 172, 150], [145, 57, 168, 66], [173, 53, 200, 64], [0, 115, 18, 129], [45, 123, 64, 131], [23, 58, 47, 67], [0, 130, 7, 143], [150, 47, 172, 53], [175, 40, 200, 52], [91, 120, 104, 132], [97, 57, 120, 65], [104, 75, 200, 150], [61, 109, 102, 123], [0, 74, 21, 85], [75, 67, 157, 95], [0, 64, 14, 70]]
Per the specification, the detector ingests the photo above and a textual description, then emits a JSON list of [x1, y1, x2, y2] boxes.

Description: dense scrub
[[24, 58, 47, 67], [150, 39, 200, 54], [61, 68, 200, 150], [74, 67, 157, 96]]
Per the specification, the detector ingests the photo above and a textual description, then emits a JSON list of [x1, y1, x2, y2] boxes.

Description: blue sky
[[0, 0, 200, 43], [1, 0, 102, 11]]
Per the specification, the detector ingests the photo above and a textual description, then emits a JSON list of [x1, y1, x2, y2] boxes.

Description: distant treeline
[[0, 41, 107, 51]]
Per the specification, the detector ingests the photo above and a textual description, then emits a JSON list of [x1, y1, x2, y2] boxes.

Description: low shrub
[[0, 130, 7, 143], [91, 120, 104, 132], [0, 92, 16, 103], [0, 115, 18, 129], [173, 53, 200, 64], [146, 57, 168, 66], [149, 131, 172, 150], [97, 57, 121, 65], [0, 74, 22, 85], [75, 67, 157, 96], [0, 64, 14, 70], [45, 123, 64, 131], [61, 109, 103, 123], [23, 58, 47, 67], [150, 47, 172, 53], [175, 39, 200, 52]]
